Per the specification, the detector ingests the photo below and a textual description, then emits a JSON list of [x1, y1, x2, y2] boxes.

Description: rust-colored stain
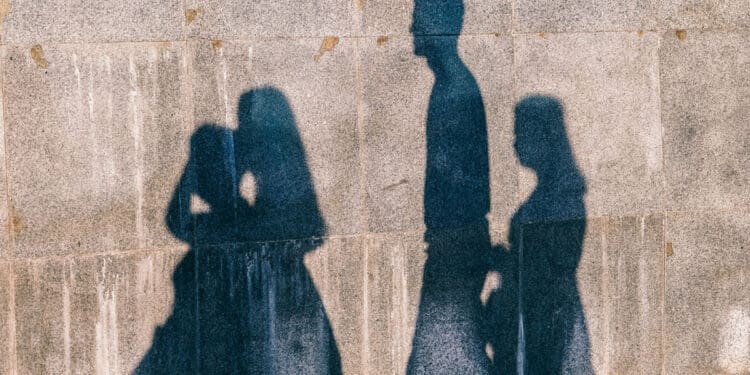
[[313, 36, 339, 62], [355, 0, 365, 11], [0, 0, 11, 23], [538, 32, 546, 38], [30, 45, 49, 69], [376, 36, 389, 46], [211, 39, 223, 52], [494, 32, 501, 37], [8, 206, 23, 236], [675, 29, 687, 41], [637, 30, 644, 37], [159, 41, 172, 49], [666, 242, 674, 257], [185, 6, 204, 25]]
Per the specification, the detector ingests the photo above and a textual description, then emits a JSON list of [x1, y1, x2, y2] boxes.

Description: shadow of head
[[234, 87, 326, 241], [513, 95, 570, 172], [410, 0, 463, 57]]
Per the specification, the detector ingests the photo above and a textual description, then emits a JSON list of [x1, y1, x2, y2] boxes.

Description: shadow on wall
[[135, 87, 342, 374], [407, 0, 593, 373]]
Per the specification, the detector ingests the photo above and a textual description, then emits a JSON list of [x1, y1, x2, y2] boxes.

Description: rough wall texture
[[0, 0, 747, 374]]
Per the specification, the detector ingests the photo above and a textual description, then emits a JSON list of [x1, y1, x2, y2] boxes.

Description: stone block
[[1, 0, 183, 43], [660, 30, 750, 212], [0, 262, 14, 374], [195, 237, 363, 374], [355, 0, 512, 37], [3, 42, 189, 257], [513, 0, 657, 33], [0, 84, 8, 258], [361, 35, 515, 233], [365, 232, 427, 374], [185, 0, 354, 39], [13, 249, 190, 374], [250, 38, 361, 237], [660, 0, 750, 30], [514, 32, 664, 221], [187, 38, 360, 243], [665, 211, 750, 374], [573, 215, 664, 374]]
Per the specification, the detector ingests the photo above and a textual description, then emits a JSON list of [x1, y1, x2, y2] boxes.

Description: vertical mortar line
[[1, 41, 19, 375], [653, 29, 667, 375], [353, 32, 370, 375]]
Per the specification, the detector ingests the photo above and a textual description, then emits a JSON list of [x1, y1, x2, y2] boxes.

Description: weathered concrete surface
[[13, 250, 187, 374], [660, 30, 750, 212], [0, 262, 14, 375], [185, 0, 355, 39], [0, 1, 747, 375], [3, 43, 190, 257], [514, 0, 658, 33], [665, 212, 749, 374], [0, 0, 183, 43], [514, 31, 664, 220]]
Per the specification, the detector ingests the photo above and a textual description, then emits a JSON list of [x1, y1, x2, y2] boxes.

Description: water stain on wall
[[314, 36, 339, 62], [185, 6, 204, 25], [211, 40, 223, 53], [0, 0, 11, 23], [30, 45, 49, 69]]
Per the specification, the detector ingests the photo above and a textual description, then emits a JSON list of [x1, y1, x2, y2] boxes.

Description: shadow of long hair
[[135, 87, 341, 374]]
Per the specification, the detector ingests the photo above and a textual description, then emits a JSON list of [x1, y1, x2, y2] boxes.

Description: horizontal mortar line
[[0, 26, 747, 48], [6, 233, 368, 262], [4, 204, 746, 263]]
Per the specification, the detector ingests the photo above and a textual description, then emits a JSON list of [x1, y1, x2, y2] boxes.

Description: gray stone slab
[[250, 38, 361, 237], [0, 262, 13, 375], [188, 37, 360, 243], [1, 0, 183, 43], [13, 249, 190, 374], [513, 0, 657, 33], [660, 0, 750, 30], [573, 215, 664, 374], [660, 30, 750, 212], [665, 211, 750, 374], [195, 236, 363, 374], [0, 84, 8, 258], [365, 232, 426, 374], [355, 0, 512, 37], [185, 0, 354, 39], [3, 43, 189, 257], [514, 32, 664, 221], [362, 35, 515, 233]]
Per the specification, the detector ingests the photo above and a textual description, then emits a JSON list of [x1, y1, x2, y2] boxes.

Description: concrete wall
[[0, 0, 748, 374]]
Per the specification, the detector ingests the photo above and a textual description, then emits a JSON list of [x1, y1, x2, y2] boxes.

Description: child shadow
[[485, 96, 593, 374]]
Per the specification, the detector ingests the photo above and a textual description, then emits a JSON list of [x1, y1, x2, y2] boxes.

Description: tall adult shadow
[[135, 87, 342, 374], [485, 96, 593, 374], [406, 0, 494, 373]]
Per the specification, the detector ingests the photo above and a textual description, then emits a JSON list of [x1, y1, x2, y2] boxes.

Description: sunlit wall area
[[0, 1, 747, 374]]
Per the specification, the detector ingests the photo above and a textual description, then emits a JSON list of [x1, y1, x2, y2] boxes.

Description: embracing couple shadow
[[406, 0, 593, 374], [135, 87, 342, 374]]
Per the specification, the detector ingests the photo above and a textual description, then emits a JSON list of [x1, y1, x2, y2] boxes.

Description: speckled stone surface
[[665, 211, 750, 374], [12, 249, 188, 374], [660, 30, 750, 212], [514, 31, 664, 220], [3, 43, 189, 257], [0, 0, 183, 43]]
